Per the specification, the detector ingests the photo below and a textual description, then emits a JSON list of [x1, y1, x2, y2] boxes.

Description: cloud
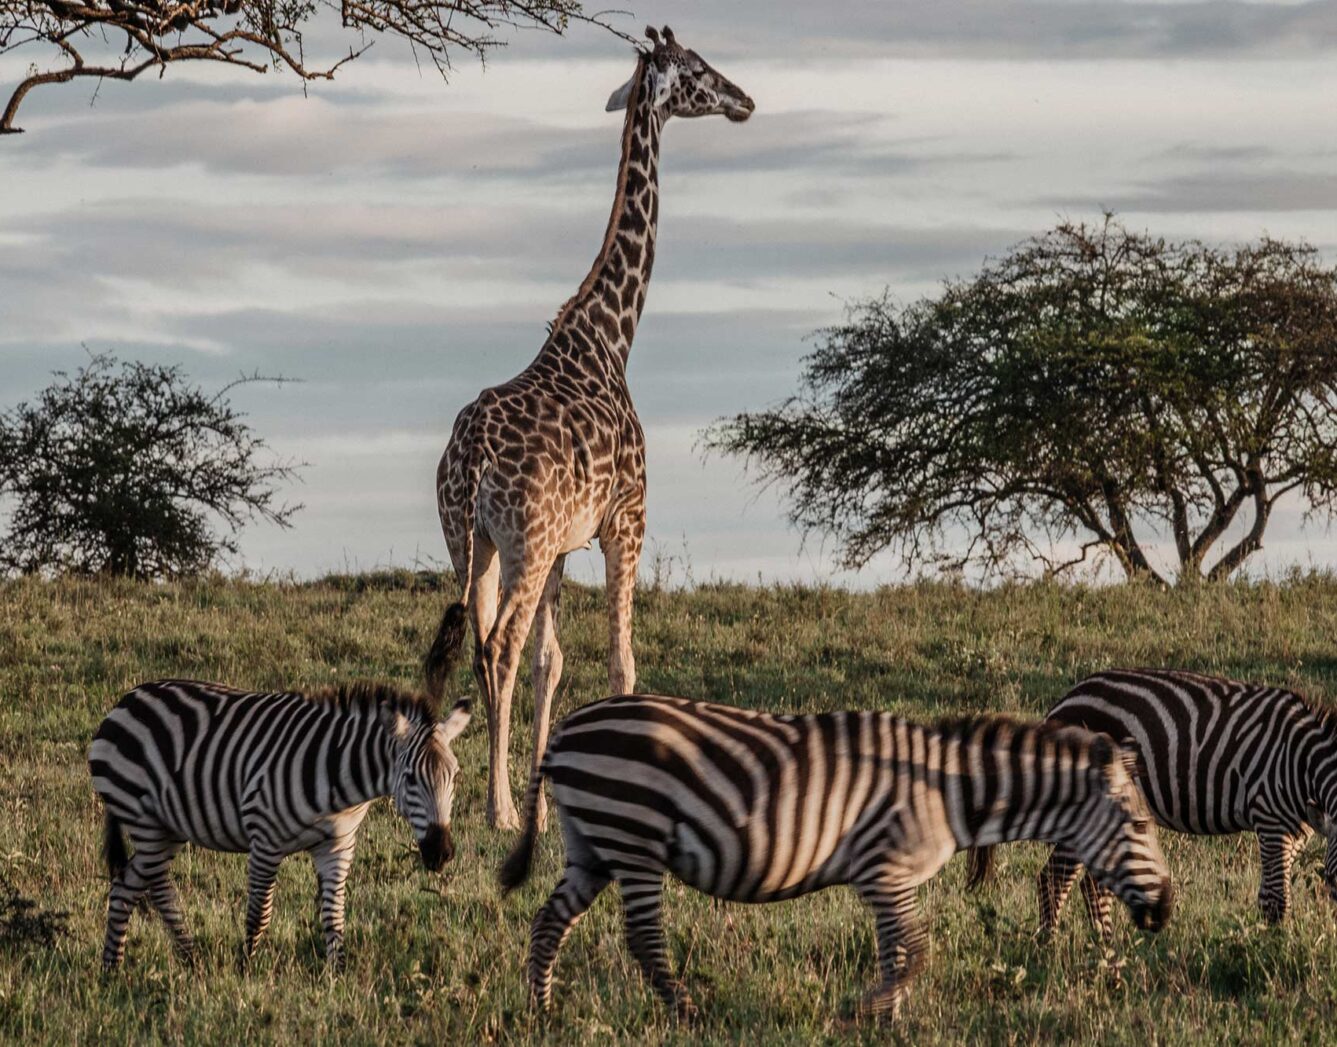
[[1057, 169, 1337, 214]]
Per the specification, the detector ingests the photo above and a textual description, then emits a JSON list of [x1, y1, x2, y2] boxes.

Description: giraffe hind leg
[[528, 555, 566, 833]]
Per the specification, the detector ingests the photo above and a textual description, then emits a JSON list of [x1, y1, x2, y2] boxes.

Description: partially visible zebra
[[89, 679, 472, 970], [977, 668, 1337, 940], [499, 694, 1173, 1020]]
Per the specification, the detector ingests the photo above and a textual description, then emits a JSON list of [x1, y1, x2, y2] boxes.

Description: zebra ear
[[1306, 800, 1325, 833], [1088, 734, 1114, 768], [380, 704, 411, 741], [439, 699, 472, 744]]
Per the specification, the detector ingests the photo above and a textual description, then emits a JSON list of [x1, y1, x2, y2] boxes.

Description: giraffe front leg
[[602, 516, 643, 696], [529, 556, 566, 833], [313, 836, 358, 971], [1257, 829, 1306, 925], [481, 554, 552, 831]]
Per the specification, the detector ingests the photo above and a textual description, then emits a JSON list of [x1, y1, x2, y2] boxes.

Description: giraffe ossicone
[[425, 26, 755, 831]]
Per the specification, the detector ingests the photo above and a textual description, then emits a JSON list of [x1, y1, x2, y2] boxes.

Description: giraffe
[[424, 26, 755, 830]]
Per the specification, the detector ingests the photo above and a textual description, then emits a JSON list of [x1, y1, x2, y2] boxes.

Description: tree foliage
[[0, 353, 301, 579], [707, 218, 1337, 586], [0, 0, 624, 134]]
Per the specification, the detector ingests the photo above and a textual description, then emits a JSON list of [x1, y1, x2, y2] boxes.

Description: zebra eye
[[1132, 819, 1150, 833]]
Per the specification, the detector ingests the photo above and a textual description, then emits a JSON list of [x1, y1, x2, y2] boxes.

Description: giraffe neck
[[549, 55, 662, 368]]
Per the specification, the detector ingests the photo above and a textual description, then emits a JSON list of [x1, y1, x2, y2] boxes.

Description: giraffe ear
[[606, 73, 635, 112]]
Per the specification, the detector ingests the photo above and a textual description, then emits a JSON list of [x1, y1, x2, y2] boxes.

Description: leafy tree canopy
[[708, 217, 1337, 586], [0, 353, 301, 579]]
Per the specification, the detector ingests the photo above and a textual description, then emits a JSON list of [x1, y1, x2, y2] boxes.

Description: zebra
[[498, 693, 1173, 1021], [88, 679, 472, 970], [973, 668, 1337, 940]]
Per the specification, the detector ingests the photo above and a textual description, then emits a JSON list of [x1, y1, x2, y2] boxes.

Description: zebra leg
[[312, 836, 358, 970], [243, 848, 283, 962], [102, 835, 178, 970], [616, 869, 697, 1022], [853, 879, 926, 1020], [144, 845, 194, 964], [1037, 846, 1083, 941], [1078, 873, 1114, 944], [1257, 829, 1305, 924], [527, 864, 610, 1010]]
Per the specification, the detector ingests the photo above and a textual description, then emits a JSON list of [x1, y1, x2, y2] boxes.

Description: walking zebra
[[499, 694, 1172, 1020], [89, 679, 472, 970], [975, 668, 1337, 940]]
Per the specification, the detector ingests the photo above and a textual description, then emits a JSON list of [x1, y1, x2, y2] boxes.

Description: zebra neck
[[942, 730, 1091, 850]]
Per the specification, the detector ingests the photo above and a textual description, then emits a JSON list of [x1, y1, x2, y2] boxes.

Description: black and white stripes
[[1033, 668, 1337, 936], [88, 679, 471, 969], [499, 693, 1173, 1019]]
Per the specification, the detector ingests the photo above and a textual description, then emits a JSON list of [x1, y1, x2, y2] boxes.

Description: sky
[[2, 0, 1337, 586]]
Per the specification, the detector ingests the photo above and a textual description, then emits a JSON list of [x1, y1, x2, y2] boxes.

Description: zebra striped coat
[[499, 694, 1172, 1020], [89, 679, 471, 969], [1030, 668, 1337, 936]]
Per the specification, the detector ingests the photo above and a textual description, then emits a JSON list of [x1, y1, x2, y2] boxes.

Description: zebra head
[[1304, 797, 1337, 906], [1305, 715, 1337, 905], [1060, 734, 1174, 932], [385, 698, 472, 871]]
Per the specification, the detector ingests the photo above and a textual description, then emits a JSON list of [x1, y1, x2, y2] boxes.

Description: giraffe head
[[606, 25, 755, 124]]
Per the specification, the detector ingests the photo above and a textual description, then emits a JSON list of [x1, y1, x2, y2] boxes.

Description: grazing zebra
[[89, 679, 472, 970], [979, 668, 1337, 940], [498, 694, 1173, 1020]]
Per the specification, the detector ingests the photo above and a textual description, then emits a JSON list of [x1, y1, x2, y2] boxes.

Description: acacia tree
[[707, 218, 1337, 586], [0, 353, 301, 579], [0, 0, 624, 134]]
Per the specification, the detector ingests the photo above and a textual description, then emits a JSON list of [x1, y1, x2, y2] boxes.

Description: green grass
[[4, 572, 1337, 1044]]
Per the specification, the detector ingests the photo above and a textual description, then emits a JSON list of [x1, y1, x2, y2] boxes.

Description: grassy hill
[[3, 573, 1337, 1044]]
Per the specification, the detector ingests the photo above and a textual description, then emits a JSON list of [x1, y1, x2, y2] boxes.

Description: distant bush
[[0, 353, 301, 580]]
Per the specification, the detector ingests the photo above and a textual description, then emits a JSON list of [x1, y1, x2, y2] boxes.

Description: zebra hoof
[[856, 985, 907, 1021], [672, 998, 700, 1025]]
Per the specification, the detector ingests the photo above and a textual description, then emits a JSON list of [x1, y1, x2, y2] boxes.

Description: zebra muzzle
[[419, 825, 454, 871], [1132, 877, 1174, 932]]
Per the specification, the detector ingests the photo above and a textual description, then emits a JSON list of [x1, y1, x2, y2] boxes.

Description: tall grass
[[3, 574, 1336, 1043]]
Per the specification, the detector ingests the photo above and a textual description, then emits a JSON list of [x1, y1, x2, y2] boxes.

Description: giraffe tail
[[499, 754, 549, 895], [424, 602, 468, 707], [966, 845, 995, 890], [424, 440, 488, 706]]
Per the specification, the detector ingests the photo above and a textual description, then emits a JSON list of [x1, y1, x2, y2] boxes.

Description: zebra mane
[[933, 713, 1079, 738], [303, 681, 441, 721]]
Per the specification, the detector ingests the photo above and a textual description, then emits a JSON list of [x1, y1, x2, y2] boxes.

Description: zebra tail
[[965, 845, 995, 890], [424, 443, 486, 706], [104, 811, 129, 882], [499, 759, 548, 895]]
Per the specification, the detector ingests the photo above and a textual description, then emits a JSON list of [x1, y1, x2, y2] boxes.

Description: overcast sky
[[3, 0, 1337, 585]]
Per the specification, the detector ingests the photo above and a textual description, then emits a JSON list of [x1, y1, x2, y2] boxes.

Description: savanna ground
[[4, 573, 1337, 1044]]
